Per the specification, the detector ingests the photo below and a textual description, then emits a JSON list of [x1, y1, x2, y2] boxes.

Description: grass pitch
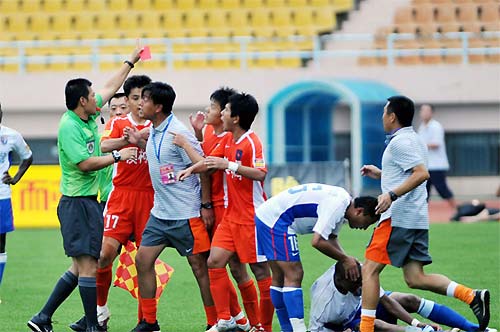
[[0, 222, 498, 331]]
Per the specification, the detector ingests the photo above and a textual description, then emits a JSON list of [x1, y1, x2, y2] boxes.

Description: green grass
[[0, 222, 498, 331]]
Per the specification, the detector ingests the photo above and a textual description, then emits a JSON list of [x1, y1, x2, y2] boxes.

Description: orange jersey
[[210, 130, 267, 225], [103, 114, 152, 190], [202, 125, 229, 207]]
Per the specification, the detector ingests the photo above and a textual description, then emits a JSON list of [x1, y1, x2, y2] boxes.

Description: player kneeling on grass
[[254, 183, 380, 332], [309, 262, 496, 332]]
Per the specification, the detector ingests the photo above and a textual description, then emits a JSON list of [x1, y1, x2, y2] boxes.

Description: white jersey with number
[[255, 184, 351, 240], [0, 125, 32, 199]]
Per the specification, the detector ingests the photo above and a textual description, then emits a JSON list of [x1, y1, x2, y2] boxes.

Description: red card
[[140, 46, 151, 60]]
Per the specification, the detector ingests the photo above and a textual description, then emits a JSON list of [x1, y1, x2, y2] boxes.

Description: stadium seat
[[73, 15, 94, 32], [138, 12, 161, 30], [0, 0, 19, 12], [394, 7, 414, 24], [87, 0, 106, 10], [206, 10, 229, 36], [267, 0, 287, 6], [43, 0, 62, 11], [419, 38, 443, 63], [5, 15, 28, 33], [151, 0, 174, 10], [199, 0, 219, 8], [413, 0, 432, 4], [457, 4, 479, 22], [19, 0, 40, 12], [108, 0, 129, 11], [311, 0, 331, 6], [478, 2, 499, 22], [287, 0, 308, 5], [314, 9, 337, 31], [221, 0, 240, 8], [28, 15, 50, 32], [414, 5, 435, 23], [131, 0, 152, 10], [185, 10, 208, 37], [175, 0, 196, 9], [227, 9, 252, 36], [435, 4, 458, 22], [65, 1, 84, 11]]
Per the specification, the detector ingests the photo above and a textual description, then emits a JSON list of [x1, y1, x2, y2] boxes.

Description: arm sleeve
[[12, 131, 32, 160], [391, 137, 425, 172], [107, 118, 123, 139], [313, 199, 348, 240], [251, 136, 268, 173]]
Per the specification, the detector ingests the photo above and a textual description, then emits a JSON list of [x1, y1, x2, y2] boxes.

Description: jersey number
[[288, 235, 299, 252], [105, 215, 119, 229], [287, 184, 323, 195]]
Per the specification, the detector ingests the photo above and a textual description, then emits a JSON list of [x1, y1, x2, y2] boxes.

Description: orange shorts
[[211, 219, 264, 264], [189, 217, 211, 254], [103, 188, 153, 246], [210, 205, 226, 239], [365, 218, 432, 268]]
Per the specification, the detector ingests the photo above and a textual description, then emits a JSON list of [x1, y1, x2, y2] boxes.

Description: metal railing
[[0, 32, 499, 73]]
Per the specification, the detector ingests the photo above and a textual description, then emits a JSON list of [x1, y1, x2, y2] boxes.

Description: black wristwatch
[[389, 191, 398, 201], [201, 202, 213, 209], [111, 150, 121, 163]]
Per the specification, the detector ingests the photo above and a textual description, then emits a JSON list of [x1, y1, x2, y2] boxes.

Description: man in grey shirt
[[358, 96, 490, 332], [126, 81, 214, 332]]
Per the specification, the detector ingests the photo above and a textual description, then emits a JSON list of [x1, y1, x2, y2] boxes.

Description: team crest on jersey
[[87, 141, 95, 154], [0, 135, 7, 145], [235, 149, 243, 160]]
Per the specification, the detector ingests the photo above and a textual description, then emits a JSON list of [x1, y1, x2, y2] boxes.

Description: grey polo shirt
[[380, 126, 429, 229], [146, 114, 203, 220]]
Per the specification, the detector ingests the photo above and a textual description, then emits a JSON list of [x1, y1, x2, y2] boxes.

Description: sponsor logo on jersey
[[87, 141, 95, 154], [1, 135, 8, 145]]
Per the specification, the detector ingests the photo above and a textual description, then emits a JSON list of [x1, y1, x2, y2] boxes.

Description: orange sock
[[209, 268, 232, 320], [204, 305, 217, 326], [360, 314, 375, 332], [228, 280, 243, 317], [141, 297, 157, 324], [257, 277, 273, 332], [238, 279, 260, 326], [454, 284, 475, 304], [96, 264, 112, 306]]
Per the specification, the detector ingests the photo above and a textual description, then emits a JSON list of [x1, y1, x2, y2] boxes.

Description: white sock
[[446, 281, 458, 297], [289, 318, 307, 332]]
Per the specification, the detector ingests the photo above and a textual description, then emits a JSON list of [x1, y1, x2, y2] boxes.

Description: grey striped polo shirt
[[146, 114, 203, 220], [380, 126, 429, 229]]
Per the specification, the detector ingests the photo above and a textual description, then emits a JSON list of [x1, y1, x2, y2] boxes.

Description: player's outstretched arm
[[77, 147, 137, 172], [178, 160, 208, 181], [101, 136, 129, 153], [360, 165, 382, 179]]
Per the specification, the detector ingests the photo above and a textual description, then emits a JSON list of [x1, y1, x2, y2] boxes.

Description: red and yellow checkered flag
[[113, 241, 174, 299]]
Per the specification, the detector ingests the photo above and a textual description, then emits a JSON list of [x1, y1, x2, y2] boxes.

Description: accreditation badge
[[160, 164, 176, 184]]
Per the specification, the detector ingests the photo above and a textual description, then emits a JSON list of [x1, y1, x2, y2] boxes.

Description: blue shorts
[[0, 198, 14, 234], [256, 216, 300, 262]]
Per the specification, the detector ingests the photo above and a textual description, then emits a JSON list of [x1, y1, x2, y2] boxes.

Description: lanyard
[[152, 114, 173, 162]]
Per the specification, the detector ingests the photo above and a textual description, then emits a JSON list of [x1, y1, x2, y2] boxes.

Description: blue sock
[[270, 286, 293, 332], [418, 298, 479, 332], [282, 287, 304, 320], [0, 253, 6, 286], [79, 277, 98, 328]]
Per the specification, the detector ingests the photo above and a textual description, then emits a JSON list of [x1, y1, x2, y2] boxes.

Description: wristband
[[389, 190, 398, 201], [227, 161, 239, 172], [124, 60, 134, 68], [411, 318, 420, 327]]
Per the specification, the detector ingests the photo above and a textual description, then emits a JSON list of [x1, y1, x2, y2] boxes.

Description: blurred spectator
[[418, 104, 456, 211]]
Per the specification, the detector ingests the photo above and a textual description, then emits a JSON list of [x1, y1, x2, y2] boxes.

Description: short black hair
[[108, 92, 126, 107], [228, 93, 259, 131], [141, 82, 176, 115], [387, 95, 415, 127], [210, 87, 237, 110], [65, 78, 92, 110], [354, 196, 379, 221], [123, 75, 152, 97]]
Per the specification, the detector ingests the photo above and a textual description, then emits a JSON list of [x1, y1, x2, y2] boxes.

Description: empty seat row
[[413, 0, 499, 4], [0, 0, 353, 12], [394, 3, 499, 24]]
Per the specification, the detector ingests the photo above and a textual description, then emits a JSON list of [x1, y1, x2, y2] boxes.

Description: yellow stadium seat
[[164, 11, 184, 29], [138, 11, 161, 30], [332, 0, 353, 12], [287, 0, 308, 6], [5, 15, 28, 33], [65, 1, 84, 11], [394, 40, 421, 65], [221, 0, 240, 8], [413, 0, 432, 3], [250, 8, 271, 26], [28, 15, 50, 32], [87, 0, 106, 11], [315, 8, 337, 30], [108, 0, 128, 10], [310, 0, 330, 6], [151, 0, 174, 10], [435, 4, 457, 22], [0, 0, 19, 12], [206, 10, 229, 36], [73, 14, 94, 32], [116, 12, 140, 30], [277, 56, 302, 67], [457, 4, 479, 22], [228, 9, 252, 36], [243, 0, 263, 8], [414, 5, 435, 23], [175, 0, 196, 9], [43, 0, 62, 11], [131, 0, 152, 10], [266, 0, 286, 6], [273, 8, 292, 27], [19, 0, 40, 12], [95, 13, 117, 30]]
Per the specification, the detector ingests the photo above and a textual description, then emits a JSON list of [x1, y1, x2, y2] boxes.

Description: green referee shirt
[[58, 94, 103, 196]]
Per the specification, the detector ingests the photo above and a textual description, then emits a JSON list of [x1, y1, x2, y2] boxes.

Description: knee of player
[[188, 255, 209, 276], [134, 250, 155, 272], [404, 274, 423, 289], [397, 293, 421, 312]]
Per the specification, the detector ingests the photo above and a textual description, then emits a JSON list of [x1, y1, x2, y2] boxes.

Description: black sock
[[78, 276, 98, 328], [41, 271, 78, 318]]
